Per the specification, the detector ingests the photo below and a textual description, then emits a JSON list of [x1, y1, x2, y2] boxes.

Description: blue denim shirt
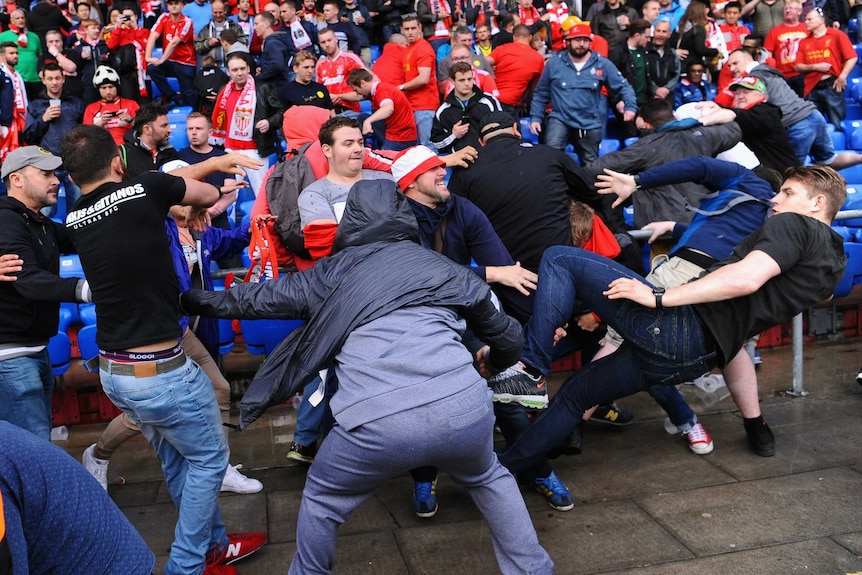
[[530, 49, 637, 131]]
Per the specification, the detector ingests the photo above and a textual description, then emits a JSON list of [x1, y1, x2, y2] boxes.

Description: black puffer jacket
[[181, 178, 522, 429], [0, 196, 84, 345]]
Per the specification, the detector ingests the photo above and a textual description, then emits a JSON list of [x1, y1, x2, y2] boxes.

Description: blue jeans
[[786, 110, 836, 165], [293, 373, 336, 446], [147, 60, 197, 107], [413, 109, 435, 149], [807, 85, 846, 135], [498, 247, 717, 474], [100, 356, 229, 575], [648, 385, 696, 431], [289, 381, 554, 575], [0, 350, 54, 441], [543, 117, 601, 165], [382, 138, 417, 151]]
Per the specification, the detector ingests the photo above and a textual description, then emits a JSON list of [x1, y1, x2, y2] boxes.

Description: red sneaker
[[206, 532, 267, 566], [204, 566, 238, 575]]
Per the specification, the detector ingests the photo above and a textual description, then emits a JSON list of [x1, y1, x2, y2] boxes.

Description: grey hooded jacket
[[181, 178, 522, 429]]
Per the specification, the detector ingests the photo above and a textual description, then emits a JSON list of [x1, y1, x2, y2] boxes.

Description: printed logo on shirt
[[66, 183, 146, 228]]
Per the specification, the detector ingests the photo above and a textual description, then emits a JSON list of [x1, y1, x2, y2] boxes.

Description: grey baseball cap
[[2, 146, 63, 179]]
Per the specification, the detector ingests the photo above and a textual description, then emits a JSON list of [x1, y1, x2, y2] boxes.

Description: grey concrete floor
[[58, 338, 862, 574]]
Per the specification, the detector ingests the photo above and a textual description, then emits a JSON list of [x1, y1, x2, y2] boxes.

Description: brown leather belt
[[99, 352, 187, 378]]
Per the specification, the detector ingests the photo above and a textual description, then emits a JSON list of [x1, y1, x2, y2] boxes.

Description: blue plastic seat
[[831, 130, 847, 151], [150, 76, 181, 101], [218, 319, 236, 356], [369, 44, 381, 64], [848, 77, 862, 102], [167, 106, 193, 123], [841, 119, 862, 139], [839, 165, 862, 189], [58, 302, 79, 332], [240, 319, 304, 356], [78, 303, 97, 326], [623, 137, 639, 147], [359, 99, 372, 114], [835, 243, 862, 297], [519, 118, 538, 144], [77, 325, 100, 370], [47, 332, 71, 377], [599, 139, 621, 156], [846, 102, 862, 121], [169, 123, 189, 151], [59, 254, 85, 279]]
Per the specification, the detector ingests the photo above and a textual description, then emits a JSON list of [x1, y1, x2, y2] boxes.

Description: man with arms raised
[[61, 125, 266, 575], [492, 165, 847, 479]]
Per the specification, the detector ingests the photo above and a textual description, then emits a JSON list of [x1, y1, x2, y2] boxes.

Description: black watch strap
[[653, 286, 665, 309]]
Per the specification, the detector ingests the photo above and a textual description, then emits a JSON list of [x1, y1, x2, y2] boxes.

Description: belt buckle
[[133, 362, 159, 378]]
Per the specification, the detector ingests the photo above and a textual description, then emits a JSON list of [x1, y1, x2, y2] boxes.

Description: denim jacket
[[530, 49, 636, 131]]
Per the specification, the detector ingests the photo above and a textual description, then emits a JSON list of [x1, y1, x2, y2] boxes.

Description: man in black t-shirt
[[490, 164, 847, 474], [276, 50, 334, 110], [60, 125, 267, 575], [698, 76, 801, 173]]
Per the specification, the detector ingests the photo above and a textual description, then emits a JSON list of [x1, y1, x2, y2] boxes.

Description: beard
[[568, 45, 589, 58]]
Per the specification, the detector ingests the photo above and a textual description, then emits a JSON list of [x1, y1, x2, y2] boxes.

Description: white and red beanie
[[391, 146, 446, 190]]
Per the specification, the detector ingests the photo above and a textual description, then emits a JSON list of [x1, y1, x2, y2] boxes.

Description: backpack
[[108, 44, 138, 75], [265, 141, 317, 260]]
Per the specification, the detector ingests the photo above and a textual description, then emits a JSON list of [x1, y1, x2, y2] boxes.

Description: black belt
[[99, 352, 187, 378], [674, 248, 717, 271], [814, 76, 836, 90]]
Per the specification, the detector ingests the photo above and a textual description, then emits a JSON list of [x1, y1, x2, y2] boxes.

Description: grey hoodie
[[182, 179, 522, 429], [747, 63, 819, 127]]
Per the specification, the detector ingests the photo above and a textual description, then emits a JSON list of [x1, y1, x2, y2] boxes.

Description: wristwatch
[[633, 174, 642, 190], [653, 286, 665, 309]]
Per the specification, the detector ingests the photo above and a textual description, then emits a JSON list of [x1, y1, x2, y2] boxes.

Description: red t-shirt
[[798, 27, 857, 96], [84, 98, 141, 145], [764, 22, 808, 78], [403, 37, 439, 111], [317, 50, 365, 113], [489, 42, 545, 106], [152, 13, 196, 66], [372, 43, 406, 85], [372, 81, 418, 143]]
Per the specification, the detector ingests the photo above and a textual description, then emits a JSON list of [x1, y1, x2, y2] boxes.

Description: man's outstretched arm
[[604, 249, 781, 307]]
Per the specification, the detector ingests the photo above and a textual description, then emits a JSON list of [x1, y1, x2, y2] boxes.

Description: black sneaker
[[589, 402, 634, 426], [745, 422, 776, 457], [548, 421, 583, 459], [487, 362, 548, 409], [287, 441, 316, 464]]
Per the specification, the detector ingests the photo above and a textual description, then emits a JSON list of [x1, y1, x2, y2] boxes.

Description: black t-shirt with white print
[[695, 212, 845, 366], [67, 172, 187, 351]]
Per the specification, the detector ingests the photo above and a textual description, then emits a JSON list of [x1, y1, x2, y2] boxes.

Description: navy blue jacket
[[167, 218, 251, 360], [23, 94, 85, 155], [637, 156, 774, 262], [0, 67, 13, 128]]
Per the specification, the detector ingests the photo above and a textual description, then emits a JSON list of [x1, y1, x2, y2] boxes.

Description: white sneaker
[[82, 443, 109, 490], [221, 464, 263, 494]]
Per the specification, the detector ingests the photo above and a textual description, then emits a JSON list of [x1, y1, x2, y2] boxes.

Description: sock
[[743, 415, 766, 433], [522, 362, 543, 379]]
